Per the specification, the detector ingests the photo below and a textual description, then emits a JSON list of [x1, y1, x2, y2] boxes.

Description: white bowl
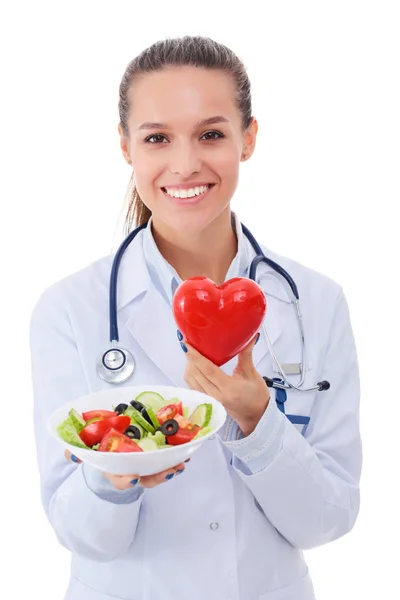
[[48, 385, 227, 476]]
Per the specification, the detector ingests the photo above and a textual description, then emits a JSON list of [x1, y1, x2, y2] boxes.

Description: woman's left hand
[[182, 333, 270, 437]]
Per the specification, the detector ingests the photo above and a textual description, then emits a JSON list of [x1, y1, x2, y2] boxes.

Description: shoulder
[[259, 243, 344, 309], [30, 252, 114, 325]]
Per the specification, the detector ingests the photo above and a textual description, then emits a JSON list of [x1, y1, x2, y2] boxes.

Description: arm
[[30, 286, 144, 562], [223, 289, 362, 549]]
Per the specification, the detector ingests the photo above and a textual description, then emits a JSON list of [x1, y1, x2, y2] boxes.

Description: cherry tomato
[[98, 429, 144, 452], [79, 415, 130, 447]]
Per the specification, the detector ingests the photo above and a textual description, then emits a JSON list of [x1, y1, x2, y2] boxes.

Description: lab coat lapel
[[251, 270, 291, 370], [125, 282, 188, 388]]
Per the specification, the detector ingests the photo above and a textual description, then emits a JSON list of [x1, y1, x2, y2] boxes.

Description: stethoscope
[[97, 221, 330, 394]]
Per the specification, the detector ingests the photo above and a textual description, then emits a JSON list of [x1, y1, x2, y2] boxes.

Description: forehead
[[128, 66, 239, 128]]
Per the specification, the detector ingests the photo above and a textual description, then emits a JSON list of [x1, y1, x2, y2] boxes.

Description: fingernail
[[177, 469, 184, 475], [184, 458, 191, 463], [165, 473, 175, 480], [180, 342, 187, 353], [71, 454, 80, 463], [255, 333, 260, 345], [130, 478, 139, 485], [177, 330, 183, 341]]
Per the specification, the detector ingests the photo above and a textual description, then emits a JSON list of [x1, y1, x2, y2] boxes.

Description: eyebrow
[[136, 116, 230, 131]]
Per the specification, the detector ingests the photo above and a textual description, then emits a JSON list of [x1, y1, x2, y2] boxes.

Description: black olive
[[130, 400, 145, 412], [160, 419, 179, 436], [130, 400, 153, 425], [141, 409, 154, 425], [115, 403, 129, 415], [124, 425, 141, 440]]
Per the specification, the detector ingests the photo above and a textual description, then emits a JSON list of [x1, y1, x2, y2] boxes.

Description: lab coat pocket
[[258, 570, 315, 600]]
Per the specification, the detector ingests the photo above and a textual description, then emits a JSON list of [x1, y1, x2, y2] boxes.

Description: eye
[[200, 130, 225, 141], [145, 134, 169, 144]]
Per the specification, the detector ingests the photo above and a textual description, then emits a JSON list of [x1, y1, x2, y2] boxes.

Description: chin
[[163, 208, 226, 236]]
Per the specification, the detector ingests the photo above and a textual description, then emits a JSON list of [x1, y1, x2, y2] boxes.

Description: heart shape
[[172, 277, 267, 366]]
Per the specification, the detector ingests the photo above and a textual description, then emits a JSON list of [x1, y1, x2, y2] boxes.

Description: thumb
[[236, 333, 260, 375]]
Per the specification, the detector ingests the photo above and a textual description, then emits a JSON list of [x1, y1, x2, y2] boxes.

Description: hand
[[181, 333, 270, 437], [65, 450, 189, 490]]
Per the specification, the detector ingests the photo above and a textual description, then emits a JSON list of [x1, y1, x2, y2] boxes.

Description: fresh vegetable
[[188, 403, 213, 428], [79, 415, 130, 447], [82, 409, 117, 421], [57, 416, 90, 449], [166, 423, 200, 446], [98, 429, 143, 453], [57, 391, 214, 453], [125, 406, 156, 434], [156, 402, 183, 424], [69, 409, 86, 433]]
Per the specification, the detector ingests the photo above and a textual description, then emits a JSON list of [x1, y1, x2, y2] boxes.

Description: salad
[[57, 391, 214, 453]]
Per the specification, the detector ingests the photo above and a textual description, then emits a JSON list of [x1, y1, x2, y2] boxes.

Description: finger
[[103, 472, 141, 490], [139, 463, 186, 488], [184, 343, 229, 388], [235, 333, 259, 376], [184, 365, 208, 393], [65, 449, 82, 464], [188, 363, 221, 398]]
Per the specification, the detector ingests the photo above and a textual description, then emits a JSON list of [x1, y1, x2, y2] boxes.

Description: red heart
[[172, 277, 267, 366]]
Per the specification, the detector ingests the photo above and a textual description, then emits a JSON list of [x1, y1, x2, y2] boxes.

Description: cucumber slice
[[137, 438, 159, 452], [193, 424, 214, 440], [147, 430, 167, 446], [183, 406, 189, 419], [135, 391, 165, 412], [124, 406, 155, 434], [68, 409, 86, 433], [123, 407, 145, 436], [145, 406, 161, 430], [189, 403, 213, 428]]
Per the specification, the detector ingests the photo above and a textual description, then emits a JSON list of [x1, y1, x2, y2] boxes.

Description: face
[[119, 66, 258, 235]]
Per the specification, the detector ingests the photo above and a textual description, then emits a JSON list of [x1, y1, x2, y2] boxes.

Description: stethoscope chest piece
[[97, 346, 135, 384]]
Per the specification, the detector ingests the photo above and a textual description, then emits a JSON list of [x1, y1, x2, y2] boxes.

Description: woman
[[30, 35, 362, 600]]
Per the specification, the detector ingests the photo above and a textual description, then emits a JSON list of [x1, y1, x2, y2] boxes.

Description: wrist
[[237, 398, 270, 437]]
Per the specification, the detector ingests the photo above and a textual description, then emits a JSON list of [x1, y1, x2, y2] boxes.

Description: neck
[[151, 209, 238, 285]]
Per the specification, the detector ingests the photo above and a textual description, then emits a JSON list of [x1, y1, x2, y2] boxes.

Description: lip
[[162, 184, 215, 206]]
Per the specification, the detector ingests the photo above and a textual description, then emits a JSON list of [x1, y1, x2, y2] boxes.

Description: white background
[[1, 1, 399, 598]]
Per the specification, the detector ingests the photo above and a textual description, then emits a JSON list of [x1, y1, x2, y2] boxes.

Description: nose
[[169, 142, 202, 178]]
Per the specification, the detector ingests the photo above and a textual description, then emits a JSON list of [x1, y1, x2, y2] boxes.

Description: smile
[[162, 184, 215, 200]]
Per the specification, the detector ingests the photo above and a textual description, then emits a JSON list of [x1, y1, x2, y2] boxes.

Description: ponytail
[[123, 174, 152, 238]]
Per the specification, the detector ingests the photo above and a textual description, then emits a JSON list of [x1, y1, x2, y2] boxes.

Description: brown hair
[[118, 35, 253, 236]]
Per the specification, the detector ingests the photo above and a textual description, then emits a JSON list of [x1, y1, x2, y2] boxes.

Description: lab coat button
[[209, 522, 219, 531]]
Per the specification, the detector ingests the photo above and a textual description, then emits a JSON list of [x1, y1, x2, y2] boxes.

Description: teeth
[[164, 184, 210, 199]]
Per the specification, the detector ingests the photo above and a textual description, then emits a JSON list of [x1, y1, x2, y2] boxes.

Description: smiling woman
[[30, 34, 361, 600]]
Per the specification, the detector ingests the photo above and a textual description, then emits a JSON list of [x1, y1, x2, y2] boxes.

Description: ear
[[118, 123, 132, 166], [241, 117, 258, 161]]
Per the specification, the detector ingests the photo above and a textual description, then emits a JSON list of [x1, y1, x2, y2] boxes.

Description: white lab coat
[[30, 229, 361, 600]]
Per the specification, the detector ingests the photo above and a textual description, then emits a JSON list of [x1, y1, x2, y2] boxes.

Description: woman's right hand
[[65, 450, 188, 490]]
